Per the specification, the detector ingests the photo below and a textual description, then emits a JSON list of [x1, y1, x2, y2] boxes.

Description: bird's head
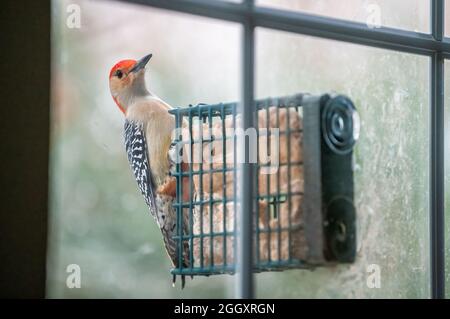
[[109, 53, 152, 114]]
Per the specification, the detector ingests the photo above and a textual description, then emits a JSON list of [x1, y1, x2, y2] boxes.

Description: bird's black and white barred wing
[[124, 120, 158, 216], [124, 119, 191, 288]]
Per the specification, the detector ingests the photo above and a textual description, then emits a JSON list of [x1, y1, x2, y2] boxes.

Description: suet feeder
[[169, 93, 358, 277]]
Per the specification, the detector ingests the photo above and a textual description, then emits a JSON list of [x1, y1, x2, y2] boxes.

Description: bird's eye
[[116, 70, 123, 79]]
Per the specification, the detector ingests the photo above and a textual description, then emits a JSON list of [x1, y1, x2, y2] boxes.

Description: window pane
[[48, 0, 239, 298], [445, 60, 450, 298], [257, 0, 430, 33], [255, 28, 430, 298], [446, 0, 450, 37]]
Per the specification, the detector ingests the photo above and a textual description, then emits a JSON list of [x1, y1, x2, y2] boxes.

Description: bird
[[108, 53, 190, 288]]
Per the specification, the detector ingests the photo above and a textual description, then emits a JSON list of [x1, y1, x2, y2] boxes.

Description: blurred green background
[[47, 0, 449, 298]]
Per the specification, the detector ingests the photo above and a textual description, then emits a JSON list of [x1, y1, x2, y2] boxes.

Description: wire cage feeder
[[169, 93, 358, 277]]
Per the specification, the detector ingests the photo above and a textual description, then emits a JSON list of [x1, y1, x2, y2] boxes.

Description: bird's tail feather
[[156, 195, 191, 288]]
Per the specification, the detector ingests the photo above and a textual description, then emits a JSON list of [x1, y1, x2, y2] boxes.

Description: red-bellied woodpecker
[[108, 54, 190, 288]]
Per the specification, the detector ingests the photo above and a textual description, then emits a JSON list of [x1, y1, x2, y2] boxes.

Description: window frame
[[118, 0, 448, 299], [1, 1, 50, 298]]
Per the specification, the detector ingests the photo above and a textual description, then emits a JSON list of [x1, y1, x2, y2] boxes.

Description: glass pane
[[255, 28, 430, 298], [48, 0, 239, 298], [257, 0, 430, 33], [445, 60, 450, 298], [446, 0, 450, 37]]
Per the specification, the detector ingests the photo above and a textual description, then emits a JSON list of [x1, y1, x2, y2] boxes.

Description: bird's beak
[[129, 53, 152, 73]]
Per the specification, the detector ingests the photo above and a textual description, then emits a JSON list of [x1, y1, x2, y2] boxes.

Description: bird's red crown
[[109, 59, 136, 78]]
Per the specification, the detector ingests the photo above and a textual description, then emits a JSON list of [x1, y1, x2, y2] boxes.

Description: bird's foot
[[168, 142, 180, 175]]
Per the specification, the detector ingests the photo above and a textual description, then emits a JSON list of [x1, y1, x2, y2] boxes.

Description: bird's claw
[[168, 143, 179, 175]]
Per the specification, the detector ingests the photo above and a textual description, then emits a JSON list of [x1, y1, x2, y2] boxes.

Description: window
[[48, 0, 239, 298], [48, 0, 448, 298], [445, 59, 450, 298], [257, 0, 430, 32], [446, 0, 450, 37], [256, 30, 430, 297]]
